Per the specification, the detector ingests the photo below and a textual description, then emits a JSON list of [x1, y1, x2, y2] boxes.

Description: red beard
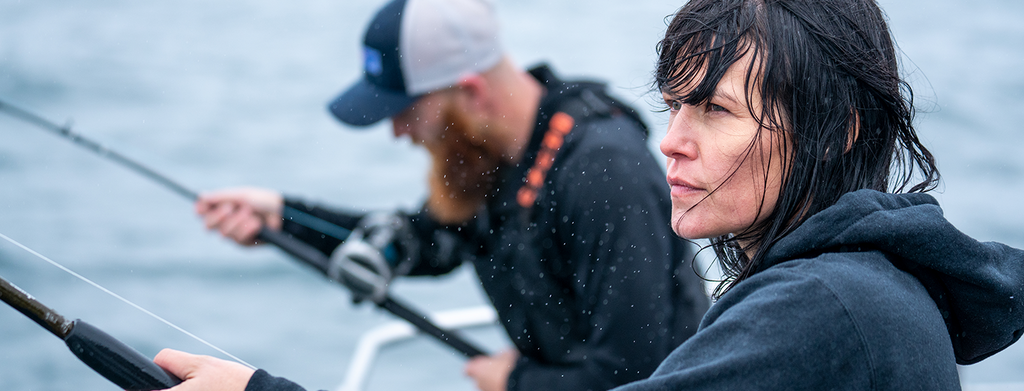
[[423, 105, 502, 225]]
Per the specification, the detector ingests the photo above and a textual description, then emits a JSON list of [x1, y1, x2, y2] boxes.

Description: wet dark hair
[[655, 0, 940, 297]]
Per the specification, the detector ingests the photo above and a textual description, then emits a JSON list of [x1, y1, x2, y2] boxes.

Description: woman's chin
[[672, 213, 732, 241], [671, 218, 705, 240]]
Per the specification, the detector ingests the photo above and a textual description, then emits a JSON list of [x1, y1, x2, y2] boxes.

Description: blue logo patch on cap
[[363, 46, 384, 76]]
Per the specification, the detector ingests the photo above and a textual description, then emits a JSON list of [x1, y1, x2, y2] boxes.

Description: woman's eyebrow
[[713, 89, 741, 107]]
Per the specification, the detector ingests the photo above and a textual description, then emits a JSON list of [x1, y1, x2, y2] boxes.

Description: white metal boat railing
[[334, 305, 1024, 391], [335, 305, 498, 391]]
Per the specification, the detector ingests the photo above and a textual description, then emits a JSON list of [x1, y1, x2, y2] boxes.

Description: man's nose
[[392, 122, 411, 139]]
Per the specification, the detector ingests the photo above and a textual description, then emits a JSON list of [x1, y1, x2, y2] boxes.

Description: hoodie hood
[[761, 189, 1024, 365]]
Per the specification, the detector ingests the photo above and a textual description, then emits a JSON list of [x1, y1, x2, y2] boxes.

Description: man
[[158, 0, 709, 390]]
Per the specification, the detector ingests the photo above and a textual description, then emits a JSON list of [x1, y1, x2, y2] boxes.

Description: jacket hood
[[762, 189, 1024, 365]]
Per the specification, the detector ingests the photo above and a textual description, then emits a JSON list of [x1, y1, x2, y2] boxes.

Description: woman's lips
[[667, 176, 704, 197]]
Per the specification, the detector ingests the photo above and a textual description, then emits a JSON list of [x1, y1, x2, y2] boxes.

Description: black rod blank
[[381, 297, 487, 358], [0, 274, 74, 339], [257, 228, 487, 358]]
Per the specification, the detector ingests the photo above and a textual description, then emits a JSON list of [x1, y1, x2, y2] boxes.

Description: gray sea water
[[0, 0, 1021, 390]]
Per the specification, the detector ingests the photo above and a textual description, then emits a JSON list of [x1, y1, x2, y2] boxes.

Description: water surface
[[0, 0, 1021, 389]]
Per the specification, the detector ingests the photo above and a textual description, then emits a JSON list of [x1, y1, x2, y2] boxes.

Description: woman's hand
[[464, 349, 518, 391], [195, 187, 284, 246], [153, 349, 255, 391]]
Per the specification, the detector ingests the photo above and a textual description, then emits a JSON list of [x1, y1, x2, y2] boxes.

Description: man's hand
[[195, 187, 284, 246], [153, 349, 255, 391], [465, 349, 518, 391]]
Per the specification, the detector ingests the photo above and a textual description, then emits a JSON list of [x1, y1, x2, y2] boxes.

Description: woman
[[614, 0, 1024, 389]]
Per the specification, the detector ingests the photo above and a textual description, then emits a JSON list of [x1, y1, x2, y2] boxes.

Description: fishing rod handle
[[64, 319, 181, 391]]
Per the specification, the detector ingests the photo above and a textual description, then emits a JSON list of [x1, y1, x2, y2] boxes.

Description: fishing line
[[0, 232, 256, 370]]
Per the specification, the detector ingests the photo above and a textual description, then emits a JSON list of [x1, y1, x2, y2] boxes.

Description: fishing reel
[[327, 212, 418, 305]]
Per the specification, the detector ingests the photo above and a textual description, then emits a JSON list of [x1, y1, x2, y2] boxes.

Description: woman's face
[[660, 54, 786, 242]]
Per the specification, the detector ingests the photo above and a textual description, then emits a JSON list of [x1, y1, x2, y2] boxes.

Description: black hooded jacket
[[614, 189, 1024, 390], [251, 65, 710, 391]]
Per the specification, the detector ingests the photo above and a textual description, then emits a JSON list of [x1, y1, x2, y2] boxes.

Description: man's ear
[[455, 74, 493, 114]]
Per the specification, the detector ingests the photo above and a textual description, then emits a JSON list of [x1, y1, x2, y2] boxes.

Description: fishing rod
[[0, 98, 486, 358], [0, 98, 344, 237], [0, 99, 197, 201], [0, 273, 181, 390]]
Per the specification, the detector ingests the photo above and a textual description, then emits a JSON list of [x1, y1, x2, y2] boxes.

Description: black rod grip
[[64, 319, 181, 391]]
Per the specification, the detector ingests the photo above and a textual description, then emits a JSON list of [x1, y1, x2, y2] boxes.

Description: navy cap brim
[[328, 77, 419, 127]]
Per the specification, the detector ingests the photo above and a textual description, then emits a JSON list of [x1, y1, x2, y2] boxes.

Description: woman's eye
[[707, 103, 727, 113], [670, 100, 682, 111]]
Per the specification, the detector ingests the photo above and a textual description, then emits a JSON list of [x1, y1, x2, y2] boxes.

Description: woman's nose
[[660, 110, 698, 160]]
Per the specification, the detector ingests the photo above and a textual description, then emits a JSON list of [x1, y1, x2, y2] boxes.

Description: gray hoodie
[[615, 189, 1024, 390]]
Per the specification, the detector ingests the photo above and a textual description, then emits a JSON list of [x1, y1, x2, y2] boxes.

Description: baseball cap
[[328, 0, 503, 127]]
